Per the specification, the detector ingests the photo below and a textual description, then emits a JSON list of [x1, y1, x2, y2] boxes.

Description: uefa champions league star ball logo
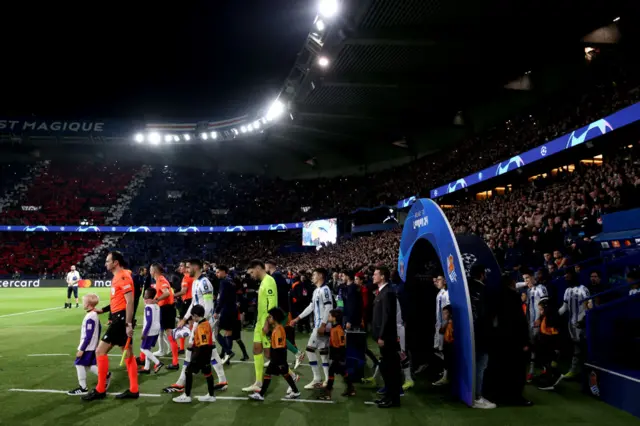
[[540, 146, 548, 156], [75, 226, 100, 232], [566, 119, 613, 149], [225, 226, 246, 232], [126, 226, 151, 232], [434, 189, 439, 196], [496, 155, 525, 176], [447, 178, 468, 194], [461, 253, 477, 275], [23, 225, 49, 232], [478, 172, 483, 181], [177, 226, 199, 232]]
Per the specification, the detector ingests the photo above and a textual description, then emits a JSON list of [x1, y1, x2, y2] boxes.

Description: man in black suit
[[371, 266, 401, 408]]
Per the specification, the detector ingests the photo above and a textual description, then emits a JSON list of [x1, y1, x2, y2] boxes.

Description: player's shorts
[[179, 298, 192, 319], [307, 327, 329, 350], [253, 318, 271, 348], [74, 350, 96, 366], [141, 335, 159, 350], [568, 323, 584, 343], [219, 313, 236, 332], [102, 311, 128, 347], [67, 286, 78, 299], [265, 357, 289, 375], [160, 304, 176, 330]]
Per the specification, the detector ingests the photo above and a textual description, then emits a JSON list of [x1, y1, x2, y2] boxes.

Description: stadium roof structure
[[0, 0, 635, 178]]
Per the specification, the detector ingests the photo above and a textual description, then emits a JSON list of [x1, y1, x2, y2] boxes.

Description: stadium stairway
[[0, 161, 50, 216], [80, 166, 154, 271]]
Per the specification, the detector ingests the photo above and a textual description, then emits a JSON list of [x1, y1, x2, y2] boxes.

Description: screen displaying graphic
[[302, 218, 338, 246], [429, 101, 640, 199]]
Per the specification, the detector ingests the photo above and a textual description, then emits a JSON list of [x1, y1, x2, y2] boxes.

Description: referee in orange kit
[[83, 251, 140, 401]]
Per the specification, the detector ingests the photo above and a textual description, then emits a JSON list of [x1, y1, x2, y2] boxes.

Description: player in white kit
[[163, 259, 228, 393], [432, 275, 450, 385], [68, 294, 107, 395], [291, 268, 333, 389], [516, 269, 548, 381], [65, 265, 82, 308], [558, 270, 589, 379]]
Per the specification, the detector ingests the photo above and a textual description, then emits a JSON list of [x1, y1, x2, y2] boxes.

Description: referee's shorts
[[160, 304, 177, 330], [179, 298, 192, 319], [102, 311, 128, 347]]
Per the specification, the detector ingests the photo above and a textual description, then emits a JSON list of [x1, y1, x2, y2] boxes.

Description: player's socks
[[140, 351, 146, 362], [236, 340, 249, 359], [176, 352, 191, 386], [325, 375, 335, 391], [168, 332, 179, 365], [96, 355, 109, 393], [211, 349, 227, 383], [76, 365, 88, 389], [125, 356, 140, 393], [254, 353, 265, 384], [529, 361, 535, 375], [224, 336, 235, 356], [179, 338, 185, 351], [320, 353, 330, 382], [259, 375, 272, 397], [306, 351, 321, 382], [286, 341, 298, 355]]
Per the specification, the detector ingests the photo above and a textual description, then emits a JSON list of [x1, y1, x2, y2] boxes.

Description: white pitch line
[[27, 353, 67, 357], [8, 389, 160, 397], [280, 398, 334, 404], [7, 389, 332, 403], [0, 307, 62, 318]]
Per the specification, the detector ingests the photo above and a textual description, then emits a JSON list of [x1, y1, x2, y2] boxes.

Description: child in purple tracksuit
[[68, 293, 105, 395]]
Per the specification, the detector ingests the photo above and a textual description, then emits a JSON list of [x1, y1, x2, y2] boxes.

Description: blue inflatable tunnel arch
[[398, 198, 476, 406]]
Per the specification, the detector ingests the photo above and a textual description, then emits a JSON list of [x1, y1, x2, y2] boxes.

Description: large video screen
[[302, 218, 337, 247]]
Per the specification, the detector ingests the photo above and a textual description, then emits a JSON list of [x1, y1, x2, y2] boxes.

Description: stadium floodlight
[[315, 19, 326, 31], [184, 134, 191, 141], [254, 120, 261, 129], [318, 56, 330, 67], [241, 126, 247, 133], [164, 134, 173, 143], [201, 132, 208, 140], [266, 99, 285, 121], [148, 132, 161, 145], [318, 0, 339, 18], [134, 133, 144, 143], [248, 124, 254, 132], [231, 128, 239, 135], [210, 131, 217, 139], [261, 117, 267, 124], [173, 135, 180, 142]]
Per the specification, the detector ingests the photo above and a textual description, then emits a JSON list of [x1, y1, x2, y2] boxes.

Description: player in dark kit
[[83, 251, 139, 401]]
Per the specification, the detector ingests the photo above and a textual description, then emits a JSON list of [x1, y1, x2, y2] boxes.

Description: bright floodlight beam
[[318, 0, 339, 18], [148, 132, 161, 145], [318, 56, 330, 67], [266, 99, 285, 121], [184, 134, 191, 141], [164, 134, 172, 143], [134, 133, 144, 143], [253, 120, 260, 129], [173, 135, 180, 142], [315, 19, 326, 31], [241, 126, 247, 133], [201, 132, 208, 140], [210, 131, 217, 139]]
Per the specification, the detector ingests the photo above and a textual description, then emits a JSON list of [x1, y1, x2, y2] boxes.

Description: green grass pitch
[[0, 288, 637, 426]]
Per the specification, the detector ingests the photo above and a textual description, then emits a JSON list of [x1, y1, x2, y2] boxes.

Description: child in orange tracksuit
[[535, 299, 563, 391], [318, 309, 355, 400]]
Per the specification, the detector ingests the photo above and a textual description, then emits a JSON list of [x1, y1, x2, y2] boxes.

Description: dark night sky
[[2, 1, 314, 120]]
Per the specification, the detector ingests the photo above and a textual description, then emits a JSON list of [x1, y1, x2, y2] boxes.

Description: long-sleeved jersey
[[299, 284, 332, 328], [215, 277, 237, 316], [257, 274, 278, 328], [561, 285, 590, 324], [142, 303, 161, 337], [435, 288, 450, 327], [183, 275, 214, 321], [78, 311, 100, 351]]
